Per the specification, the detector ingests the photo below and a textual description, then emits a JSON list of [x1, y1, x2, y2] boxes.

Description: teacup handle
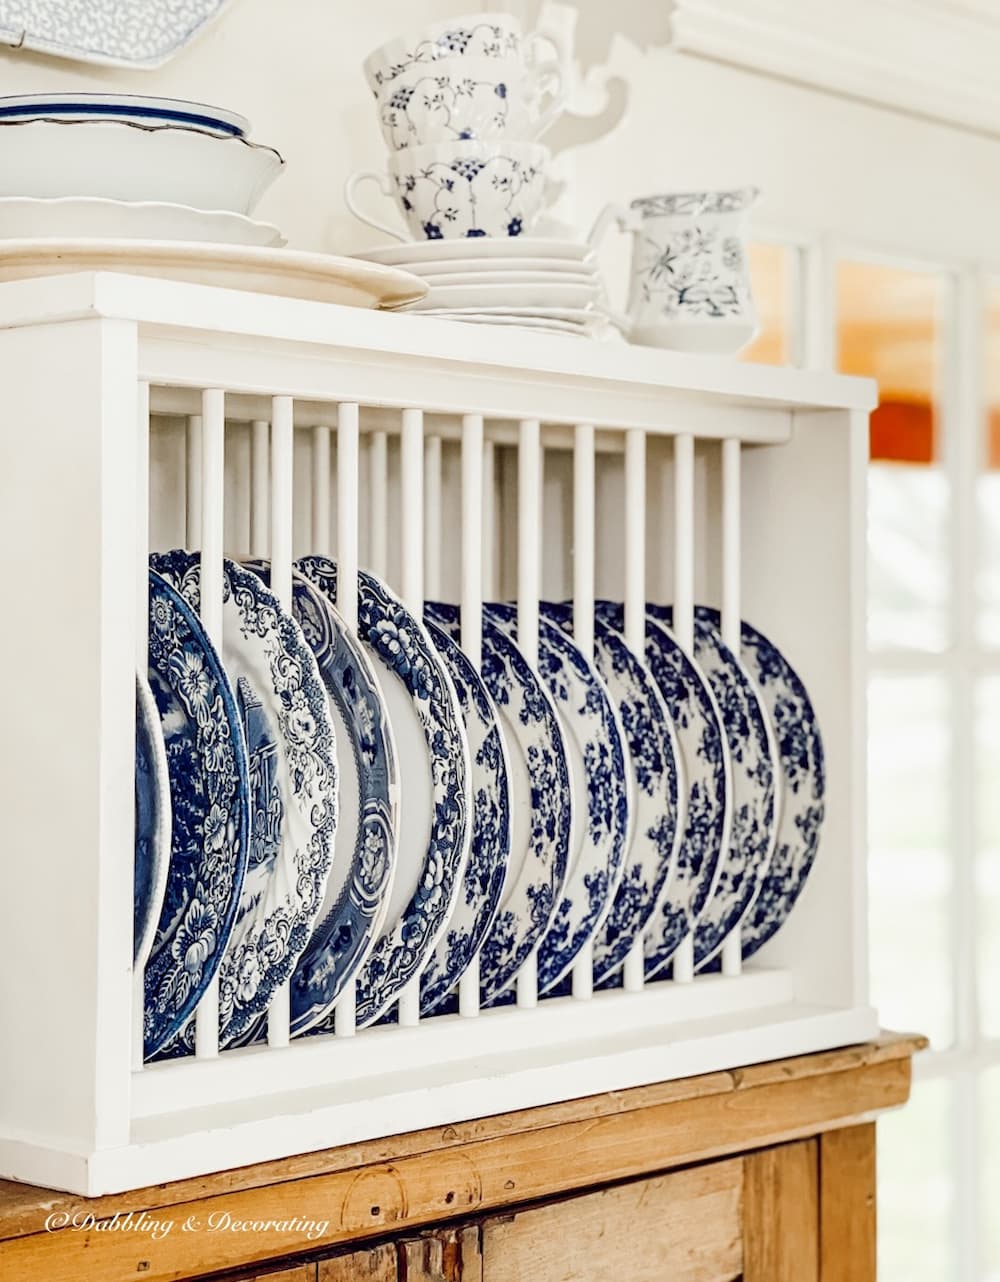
[[344, 170, 406, 243], [525, 26, 568, 139]]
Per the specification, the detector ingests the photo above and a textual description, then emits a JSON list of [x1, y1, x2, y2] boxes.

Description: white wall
[[3, 0, 999, 273]]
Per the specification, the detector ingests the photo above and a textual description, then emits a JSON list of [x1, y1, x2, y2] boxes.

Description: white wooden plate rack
[[0, 272, 878, 1195]]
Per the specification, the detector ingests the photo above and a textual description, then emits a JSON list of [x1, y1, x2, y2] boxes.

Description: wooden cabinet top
[[0, 1033, 924, 1282]]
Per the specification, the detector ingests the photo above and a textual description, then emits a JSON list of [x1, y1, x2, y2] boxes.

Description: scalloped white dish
[[0, 198, 284, 247]]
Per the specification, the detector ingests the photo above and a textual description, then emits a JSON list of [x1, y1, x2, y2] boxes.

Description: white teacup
[[364, 12, 565, 92], [375, 55, 564, 150], [590, 187, 760, 354], [345, 140, 549, 242]]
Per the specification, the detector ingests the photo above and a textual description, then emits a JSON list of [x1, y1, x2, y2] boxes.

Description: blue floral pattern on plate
[[134, 672, 171, 969], [238, 564, 399, 1038], [0, 0, 232, 67], [502, 603, 631, 993], [648, 605, 778, 969], [699, 609, 824, 960], [150, 551, 338, 1049], [143, 569, 249, 1060], [426, 602, 572, 1006], [594, 603, 730, 980], [544, 606, 683, 988], [419, 612, 512, 1013], [297, 558, 470, 1028]]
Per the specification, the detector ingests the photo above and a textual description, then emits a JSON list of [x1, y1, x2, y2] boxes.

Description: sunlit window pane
[[868, 675, 952, 1048], [879, 1078, 954, 1282], [983, 1068, 1000, 1282], [978, 280, 1000, 646], [741, 242, 793, 366], [838, 261, 949, 652], [976, 678, 1000, 1039]]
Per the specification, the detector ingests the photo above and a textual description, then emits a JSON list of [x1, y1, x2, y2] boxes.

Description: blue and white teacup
[[345, 140, 549, 242], [589, 187, 761, 354], [364, 12, 564, 92], [374, 55, 564, 151]]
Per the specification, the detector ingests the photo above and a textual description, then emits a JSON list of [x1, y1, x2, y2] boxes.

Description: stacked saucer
[[357, 236, 617, 337]]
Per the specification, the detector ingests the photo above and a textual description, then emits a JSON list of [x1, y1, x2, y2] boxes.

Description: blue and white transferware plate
[[240, 563, 399, 1038], [297, 558, 470, 1028], [504, 603, 631, 993], [427, 602, 572, 1006], [151, 551, 338, 1049], [544, 606, 684, 988], [420, 611, 512, 1014], [594, 603, 729, 980], [648, 605, 778, 969], [0, 1, 234, 68], [134, 672, 171, 969], [143, 569, 249, 1060], [700, 609, 824, 960]]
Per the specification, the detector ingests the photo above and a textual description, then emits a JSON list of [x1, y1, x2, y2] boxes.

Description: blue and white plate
[[151, 551, 339, 1049], [506, 604, 631, 992], [0, 3, 233, 68], [700, 609, 824, 960], [134, 673, 171, 969], [0, 93, 248, 136], [420, 611, 512, 1014], [427, 603, 572, 1006], [544, 606, 684, 988], [648, 605, 778, 969], [594, 604, 730, 980], [298, 558, 470, 1028], [241, 564, 399, 1037], [143, 569, 249, 1060]]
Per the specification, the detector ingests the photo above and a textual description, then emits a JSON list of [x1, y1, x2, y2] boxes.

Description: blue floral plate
[[544, 606, 683, 989], [594, 603, 730, 980], [240, 563, 399, 1038], [419, 610, 512, 1014], [297, 558, 470, 1028], [699, 609, 824, 961], [151, 551, 339, 1050], [427, 603, 572, 1006], [648, 605, 778, 969], [507, 604, 631, 992], [143, 569, 249, 1060], [134, 673, 171, 969]]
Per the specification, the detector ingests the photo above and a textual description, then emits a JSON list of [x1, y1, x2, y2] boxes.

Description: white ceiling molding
[[668, 0, 1000, 135]]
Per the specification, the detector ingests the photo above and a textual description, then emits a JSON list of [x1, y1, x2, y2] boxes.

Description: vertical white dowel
[[311, 424, 331, 556], [267, 395, 294, 1048], [623, 428, 647, 993], [572, 423, 595, 1000], [334, 403, 360, 1037], [249, 419, 269, 558], [517, 419, 542, 1008], [483, 439, 496, 598], [672, 432, 696, 986], [398, 408, 424, 1027], [195, 389, 225, 1057], [369, 430, 388, 578], [720, 437, 743, 978], [424, 434, 443, 601], [133, 383, 151, 1069], [185, 414, 203, 549], [458, 414, 485, 1018]]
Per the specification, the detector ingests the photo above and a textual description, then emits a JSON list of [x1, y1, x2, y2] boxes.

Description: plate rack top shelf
[[0, 271, 876, 439]]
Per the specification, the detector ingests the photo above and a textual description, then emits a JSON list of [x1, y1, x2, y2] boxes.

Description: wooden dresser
[[0, 1034, 923, 1282]]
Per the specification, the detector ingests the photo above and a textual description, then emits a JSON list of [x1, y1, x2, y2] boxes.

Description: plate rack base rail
[[0, 271, 878, 1195]]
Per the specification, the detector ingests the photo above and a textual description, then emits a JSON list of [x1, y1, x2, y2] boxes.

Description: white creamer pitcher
[[590, 187, 760, 355]]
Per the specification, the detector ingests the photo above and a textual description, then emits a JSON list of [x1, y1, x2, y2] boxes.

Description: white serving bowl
[[0, 196, 285, 246], [0, 93, 249, 137], [0, 120, 284, 215]]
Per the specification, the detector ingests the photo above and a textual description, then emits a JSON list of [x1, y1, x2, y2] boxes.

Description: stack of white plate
[[355, 237, 621, 338], [0, 92, 285, 247]]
